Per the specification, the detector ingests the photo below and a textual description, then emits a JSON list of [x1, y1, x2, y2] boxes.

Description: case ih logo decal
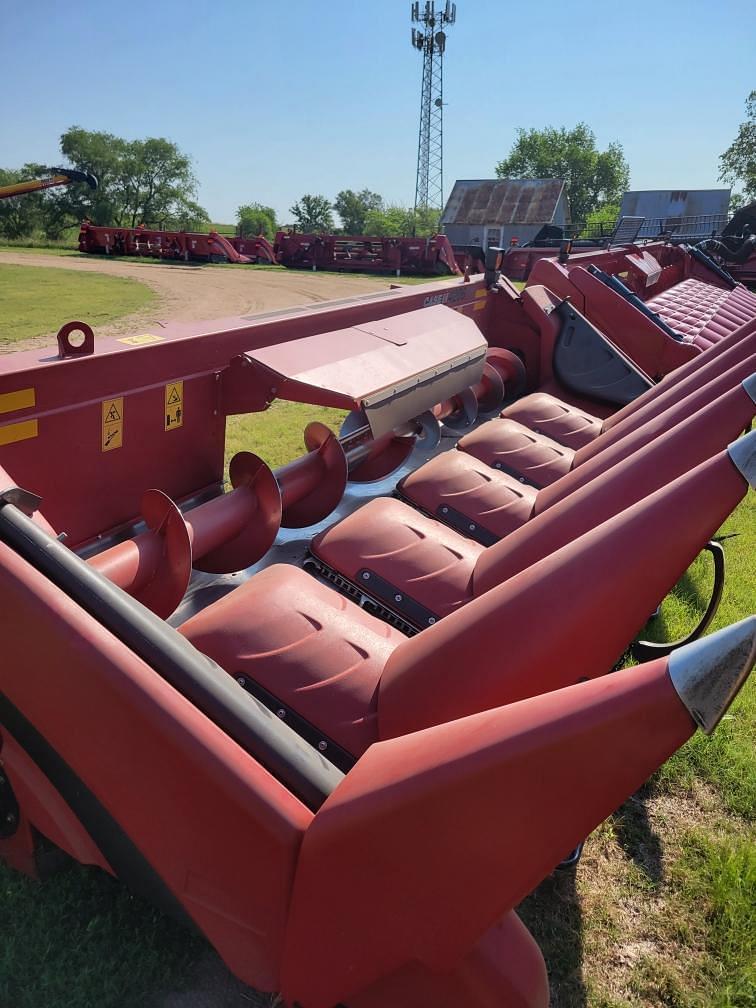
[[422, 288, 466, 307]]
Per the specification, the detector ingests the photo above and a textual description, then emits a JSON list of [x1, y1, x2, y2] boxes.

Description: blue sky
[[2, 0, 754, 224]]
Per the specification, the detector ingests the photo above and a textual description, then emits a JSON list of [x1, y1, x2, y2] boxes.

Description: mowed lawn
[[0, 282, 753, 1006], [0, 262, 154, 346]]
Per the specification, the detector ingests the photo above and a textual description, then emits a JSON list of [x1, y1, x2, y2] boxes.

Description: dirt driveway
[[0, 250, 396, 342]]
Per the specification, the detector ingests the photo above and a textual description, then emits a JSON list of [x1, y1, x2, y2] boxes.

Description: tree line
[[242, 193, 443, 239], [0, 127, 209, 241], [2, 97, 754, 244]]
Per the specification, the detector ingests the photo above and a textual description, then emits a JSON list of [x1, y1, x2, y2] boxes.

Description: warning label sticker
[[102, 397, 123, 452], [118, 333, 165, 347], [165, 381, 183, 431]]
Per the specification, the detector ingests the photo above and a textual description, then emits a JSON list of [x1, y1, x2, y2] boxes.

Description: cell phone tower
[[410, 1, 456, 216]]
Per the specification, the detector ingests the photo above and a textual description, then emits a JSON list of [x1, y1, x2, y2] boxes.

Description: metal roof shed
[[620, 189, 731, 239], [441, 178, 569, 248]]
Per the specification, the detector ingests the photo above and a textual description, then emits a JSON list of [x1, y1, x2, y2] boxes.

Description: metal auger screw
[[236, 676, 247, 687], [277, 709, 287, 719], [395, 594, 403, 602], [318, 741, 328, 752], [362, 571, 370, 580]]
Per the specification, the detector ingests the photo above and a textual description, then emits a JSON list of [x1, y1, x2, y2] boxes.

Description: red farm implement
[[274, 230, 461, 275], [526, 240, 756, 378], [0, 251, 754, 1006], [78, 223, 277, 265]]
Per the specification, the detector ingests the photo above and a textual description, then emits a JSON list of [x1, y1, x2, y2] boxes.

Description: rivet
[[469, 523, 476, 530], [428, 617, 436, 625], [5, 813, 15, 824], [395, 593, 403, 602], [318, 741, 328, 752], [519, 477, 525, 483], [441, 506, 449, 514], [362, 571, 370, 580], [277, 709, 287, 719], [236, 676, 247, 687]]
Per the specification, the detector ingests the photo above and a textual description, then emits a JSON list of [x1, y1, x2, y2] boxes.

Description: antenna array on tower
[[410, 2, 456, 216]]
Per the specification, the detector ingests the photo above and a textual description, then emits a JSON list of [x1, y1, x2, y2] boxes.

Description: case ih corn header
[[78, 222, 277, 265], [273, 230, 461, 275], [0, 241, 755, 1006], [77, 223, 461, 276]]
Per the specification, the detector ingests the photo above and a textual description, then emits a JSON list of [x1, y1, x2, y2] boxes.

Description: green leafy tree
[[237, 202, 277, 238], [495, 123, 629, 222], [0, 165, 47, 239], [41, 127, 207, 237], [364, 204, 441, 237], [333, 189, 383, 233], [364, 204, 413, 235], [582, 201, 620, 236], [289, 194, 334, 232], [171, 200, 211, 232], [413, 205, 442, 236], [719, 91, 756, 211]]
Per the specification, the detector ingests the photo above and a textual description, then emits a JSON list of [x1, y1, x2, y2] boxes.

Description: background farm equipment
[[274, 230, 461, 275], [78, 223, 277, 265]]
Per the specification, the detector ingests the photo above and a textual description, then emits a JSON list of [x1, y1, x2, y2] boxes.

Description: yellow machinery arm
[[0, 167, 97, 200]]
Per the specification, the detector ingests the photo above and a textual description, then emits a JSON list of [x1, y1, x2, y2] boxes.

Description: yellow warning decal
[[102, 397, 123, 452], [474, 288, 488, 300], [473, 299, 487, 311], [0, 419, 38, 447], [0, 387, 35, 415], [118, 334, 165, 346], [164, 381, 183, 431]]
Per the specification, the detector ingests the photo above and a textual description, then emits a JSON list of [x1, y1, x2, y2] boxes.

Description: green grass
[[0, 242, 80, 256], [0, 244, 452, 283], [0, 263, 155, 345], [0, 865, 204, 1008], [225, 400, 347, 470], [207, 221, 236, 235], [519, 488, 754, 1007]]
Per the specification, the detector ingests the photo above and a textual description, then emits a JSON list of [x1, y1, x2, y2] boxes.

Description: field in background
[[0, 263, 154, 345], [0, 274, 752, 1007], [0, 243, 450, 285]]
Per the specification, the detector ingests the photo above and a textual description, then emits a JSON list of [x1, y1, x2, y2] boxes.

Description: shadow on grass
[[613, 783, 664, 887], [518, 867, 587, 1008]]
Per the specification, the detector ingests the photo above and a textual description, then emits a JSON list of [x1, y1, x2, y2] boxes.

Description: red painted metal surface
[[78, 223, 276, 265], [0, 541, 311, 990], [729, 249, 756, 286], [8, 507, 738, 1005], [0, 279, 497, 550], [527, 243, 756, 377], [274, 230, 461, 276], [281, 659, 694, 1007], [1, 260, 754, 1007], [394, 357, 755, 549]]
